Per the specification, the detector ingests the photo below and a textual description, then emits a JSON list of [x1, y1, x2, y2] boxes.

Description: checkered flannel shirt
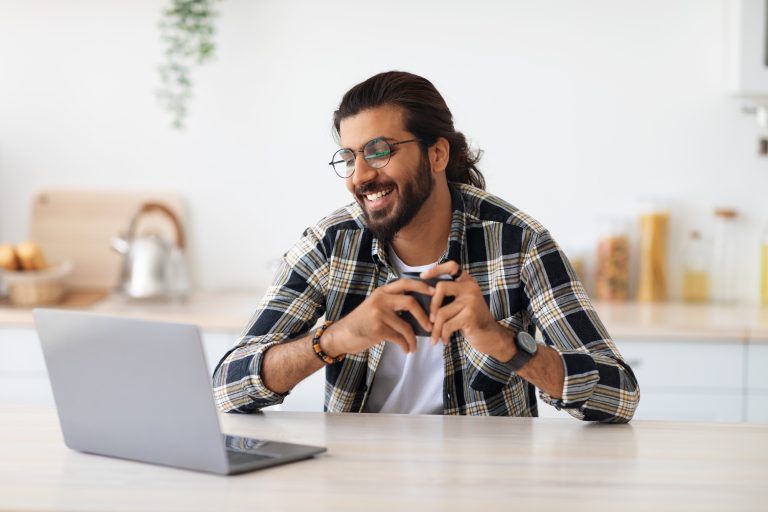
[[212, 184, 640, 422]]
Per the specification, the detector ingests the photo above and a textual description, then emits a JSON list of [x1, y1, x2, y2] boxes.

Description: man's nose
[[351, 154, 378, 187]]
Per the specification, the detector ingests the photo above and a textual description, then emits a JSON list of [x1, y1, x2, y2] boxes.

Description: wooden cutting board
[[29, 190, 186, 290]]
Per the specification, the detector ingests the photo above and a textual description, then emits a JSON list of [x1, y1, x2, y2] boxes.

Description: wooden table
[[0, 405, 766, 511]]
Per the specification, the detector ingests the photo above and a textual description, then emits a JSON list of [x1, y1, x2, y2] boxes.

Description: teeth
[[365, 189, 393, 201]]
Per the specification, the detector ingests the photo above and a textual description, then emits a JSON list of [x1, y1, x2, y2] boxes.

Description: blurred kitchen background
[[1, 0, 767, 422]]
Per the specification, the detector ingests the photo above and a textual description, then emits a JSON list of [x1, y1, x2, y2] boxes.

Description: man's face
[[339, 105, 434, 245]]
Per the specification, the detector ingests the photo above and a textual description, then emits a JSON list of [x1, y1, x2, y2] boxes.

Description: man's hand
[[420, 261, 515, 362], [322, 278, 435, 356]]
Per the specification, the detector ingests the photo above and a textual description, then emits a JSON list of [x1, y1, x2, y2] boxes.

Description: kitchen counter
[[1, 290, 767, 341], [0, 289, 263, 332], [593, 300, 768, 342]]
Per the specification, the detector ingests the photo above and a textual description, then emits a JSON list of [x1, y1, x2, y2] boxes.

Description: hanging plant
[[157, 0, 220, 129]]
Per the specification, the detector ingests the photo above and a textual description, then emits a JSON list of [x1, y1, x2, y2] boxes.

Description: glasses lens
[[363, 138, 392, 169], [331, 148, 355, 177]]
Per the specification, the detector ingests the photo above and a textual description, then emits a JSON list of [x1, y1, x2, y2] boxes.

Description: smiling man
[[213, 71, 640, 422]]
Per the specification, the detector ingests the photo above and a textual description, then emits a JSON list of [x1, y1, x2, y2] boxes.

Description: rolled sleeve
[[211, 226, 328, 413], [212, 335, 290, 413], [538, 349, 640, 422], [523, 230, 640, 423], [537, 349, 599, 412], [465, 343, 515, 393]]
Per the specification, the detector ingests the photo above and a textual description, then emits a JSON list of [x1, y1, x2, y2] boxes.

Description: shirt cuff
[[248, 340, 291, 401], [539, 349, 600, 409], [464, 344, 521, 396]]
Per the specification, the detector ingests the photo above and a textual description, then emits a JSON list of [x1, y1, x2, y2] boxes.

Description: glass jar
[[595, 217, 630, 301], [761, 223, 768, 307], [637, 207, 669, 302], [711, 208, 739, 303], [681, 230, 709, 302]]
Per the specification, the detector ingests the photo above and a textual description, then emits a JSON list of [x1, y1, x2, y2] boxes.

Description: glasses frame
[[328, 137, 421, 178]]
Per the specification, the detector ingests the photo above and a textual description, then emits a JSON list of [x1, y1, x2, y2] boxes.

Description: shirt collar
[[370, 183, 466, 270]]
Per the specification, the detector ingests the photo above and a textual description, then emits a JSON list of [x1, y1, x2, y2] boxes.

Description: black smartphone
[[397, 271, 455, 336]]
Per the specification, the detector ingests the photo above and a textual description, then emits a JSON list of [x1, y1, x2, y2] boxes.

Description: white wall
[[1, 0, 766, 300]]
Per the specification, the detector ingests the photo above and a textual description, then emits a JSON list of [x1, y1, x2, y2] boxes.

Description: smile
[[365, 188, 394, 202]]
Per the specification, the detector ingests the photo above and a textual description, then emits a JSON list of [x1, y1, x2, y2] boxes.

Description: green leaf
[[157, 0, 220, 130]]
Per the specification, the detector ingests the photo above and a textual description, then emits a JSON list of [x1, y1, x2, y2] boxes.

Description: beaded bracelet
[[311, 321, 344, 365]]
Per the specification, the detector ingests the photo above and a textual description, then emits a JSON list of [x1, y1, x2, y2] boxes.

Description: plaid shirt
[[213, 184, 640, 422]]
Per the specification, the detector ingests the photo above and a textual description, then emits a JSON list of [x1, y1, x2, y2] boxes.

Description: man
[[213, 71, 639, 422]]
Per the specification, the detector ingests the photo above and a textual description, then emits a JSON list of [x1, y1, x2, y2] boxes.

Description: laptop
[[33, 308, 326, 475]]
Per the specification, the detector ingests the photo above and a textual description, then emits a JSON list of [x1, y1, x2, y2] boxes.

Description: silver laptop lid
[[34, 308, 229, 475]]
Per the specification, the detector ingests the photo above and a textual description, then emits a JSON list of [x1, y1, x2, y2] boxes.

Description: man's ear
[[429, 137, 450, 174]]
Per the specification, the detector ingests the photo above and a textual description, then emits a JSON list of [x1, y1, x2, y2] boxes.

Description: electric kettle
[[111, 202, 190, 300]]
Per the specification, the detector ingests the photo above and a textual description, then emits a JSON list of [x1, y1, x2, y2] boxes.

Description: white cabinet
[[617, 339, 746, 422], [0, 326, 245, 407], [0, 324, 764, 422], [0, 327, 52, 405], [746, 343, 768, 390], [199, 331, 238, 375], [747, 394, 768, 422], [0, 325, 327, 412], [746, 343, 768, 422], [277, 367, 325, 412], [628, 389, 744, 423], [619, 340, 745, 390]]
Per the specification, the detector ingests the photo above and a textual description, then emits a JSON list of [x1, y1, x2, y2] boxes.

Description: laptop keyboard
[[224, 434, 268, 450], [226, 449, 275, 464], [224, 435, 280, 466]]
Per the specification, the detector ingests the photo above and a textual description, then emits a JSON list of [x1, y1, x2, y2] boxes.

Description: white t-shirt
[[364, 249, 445, 414]]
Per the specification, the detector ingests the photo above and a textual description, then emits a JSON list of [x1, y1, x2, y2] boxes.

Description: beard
[[356, 154, 434, 246]]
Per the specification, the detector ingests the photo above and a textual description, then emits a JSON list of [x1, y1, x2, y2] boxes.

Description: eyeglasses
[[328, 137, 420, 178]]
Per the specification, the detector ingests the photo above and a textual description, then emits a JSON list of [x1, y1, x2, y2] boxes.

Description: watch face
[[517, 331, 537, 354]]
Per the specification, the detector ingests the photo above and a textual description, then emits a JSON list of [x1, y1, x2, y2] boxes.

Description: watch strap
[[506, 347, 533, 372], [506, 331, 537, 372]]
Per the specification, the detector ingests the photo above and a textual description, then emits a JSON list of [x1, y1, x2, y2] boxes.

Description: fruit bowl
[[0, 260, 73, 307]]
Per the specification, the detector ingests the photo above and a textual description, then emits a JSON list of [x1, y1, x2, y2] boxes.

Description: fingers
[[385, 277, 435, 296], [384, 328, 412, 355], [431, 309, 445, 346], [420, 260, 461, 281], [440, 315, 466, 348], [382, 315, 418, 354], [430, 300, 462, 346], [434, 301, 464, 346], [371, 266, 473, 352], [391, 294, 432, 334], [429, 279, 463, 323]]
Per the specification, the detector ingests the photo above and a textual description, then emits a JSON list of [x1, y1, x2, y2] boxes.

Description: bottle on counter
[[637, 205, 669, 302], [681, 230, 709, 302], [711, 208, 739, 303], [761, 222, 768, 307], [595, 217, 630, 301]]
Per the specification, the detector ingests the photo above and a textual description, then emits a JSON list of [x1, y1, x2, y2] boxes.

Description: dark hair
[[333, 71, 485, 190]]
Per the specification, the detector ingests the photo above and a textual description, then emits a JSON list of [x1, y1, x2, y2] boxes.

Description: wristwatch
[[507, 331, 538, 371]]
